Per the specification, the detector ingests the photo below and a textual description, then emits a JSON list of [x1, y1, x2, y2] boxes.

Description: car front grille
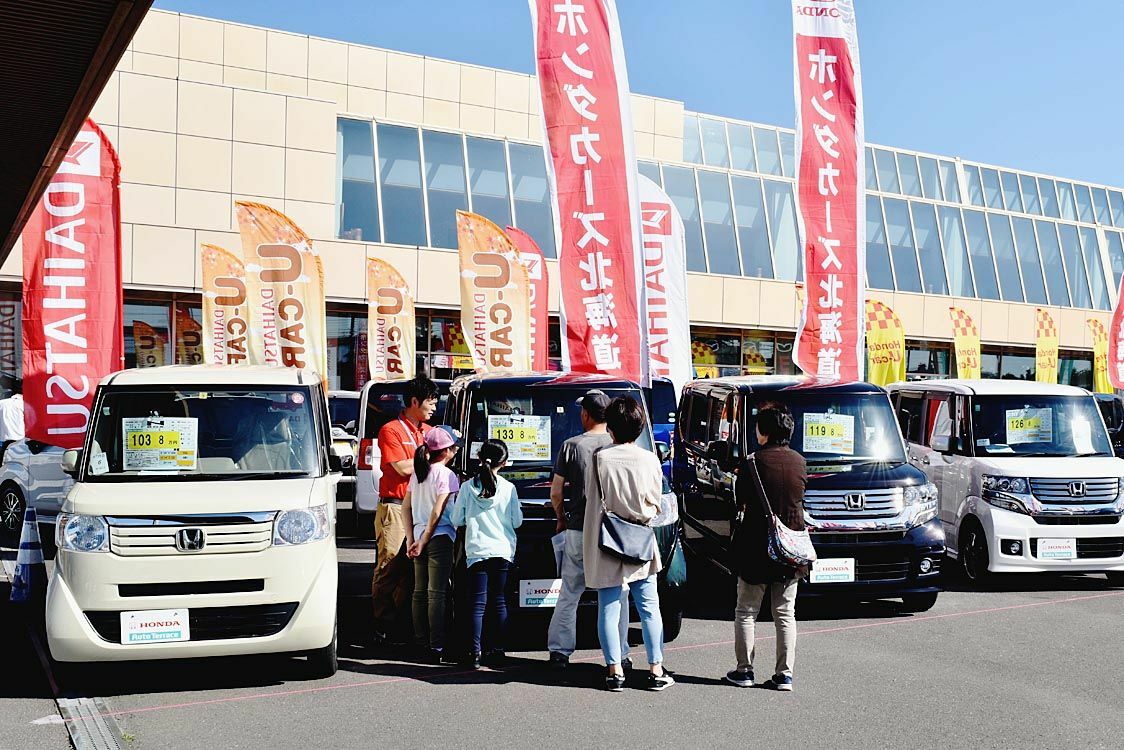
[[1030, 478, 1119, 505], [1033, 515, 1121, 526], [107, 514, 275, 557], [804, 488, 903, 522], [85, 603, 298, 643], [118, 579, 265, 597], [855, 560, 910, 582], [810, 531, 907, 545]]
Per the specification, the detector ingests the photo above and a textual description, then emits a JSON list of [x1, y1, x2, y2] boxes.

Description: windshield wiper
[[223, 470, 311, 480]]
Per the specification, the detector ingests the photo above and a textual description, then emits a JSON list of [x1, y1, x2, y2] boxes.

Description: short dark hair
[[756, 401, 794, 445], [402, 375, 439, 409], [605, 396, 646, 444]]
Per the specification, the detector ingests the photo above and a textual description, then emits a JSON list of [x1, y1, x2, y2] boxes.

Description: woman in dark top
[[725, 402, 807, 692]]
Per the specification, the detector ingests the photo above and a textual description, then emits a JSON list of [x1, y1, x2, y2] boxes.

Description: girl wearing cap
[[404, 425, 461, 662]]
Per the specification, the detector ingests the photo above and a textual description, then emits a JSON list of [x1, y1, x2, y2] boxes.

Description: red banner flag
[[506, 226, 550, 371], [530, 0, 646, 383], [791, 0, 866, 382], [21, 119, 123, 448]]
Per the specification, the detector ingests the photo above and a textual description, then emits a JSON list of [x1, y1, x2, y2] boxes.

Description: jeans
[[597, 575, 663, 666], [411, 534, 454, 650], [371, 502, 412, 635], [468, 558, 510, 654], [547, 529, 629, 659], [734, 577, 798, 678]]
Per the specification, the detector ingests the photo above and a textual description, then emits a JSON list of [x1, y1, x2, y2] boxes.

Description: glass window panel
[[1111, 191, 1124, 227], [1000, 353, 1036, 381], [1009, 216, 1044, 304], [779, 131, 796, 178], [1038, 178, 1060, 218], [731, 175, 772, 278], [699, 118, 730, 168], [510, 142, 557, 259], [938, 206, 974, 297], [754, 127, 783, 176], [939, 160, 960, 203], [326, 312, 364, 390], [874, 149, 900, 193], [683, 114, 702, 163], [1093, 187, 1112, 225], [377, 123, 426, 246], [865, 195, 894, 290], [1058, 224, 1092, 309], [906, 343, 950, 377], [980, 352, 1000, 379], [981, 168, 1003, 209], [638, 160, 661, 186], [697, 170, 740, 275], [897, 153, 922, 197], [662, 166, 706, 272], [1075, 184, 1095, 223], [1105, 230, 1124, 290], [421, 130, 467, 250], [728, 124, 756, 172], [865, 147, 878, 190], [125, 302, 171, 369], [1059, 354, 1093, 389], [909, 202, 949, 295], [1034, 220, 1070, 306], [918, 156, 941, 200], [964, 165, 985, 206], [1019, 174, 1041, 215], [883, 198, 922, 292], [1081, 227, 1111, 310], [337, 119, 379, 242], [765, 180, 801, 281], [467, 137, 511, 229], [962, 209, 1000, 300], [989, 214, 1028, 302], [999, 171, 1022, 213], [1056, 181, 1077, 221]]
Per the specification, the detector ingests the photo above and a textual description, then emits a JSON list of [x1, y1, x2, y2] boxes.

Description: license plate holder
[[119, 608, 190, 644], [518, 579, 562, 608], [1037, 538, 1077, 560], [809, 558, 855, 584]]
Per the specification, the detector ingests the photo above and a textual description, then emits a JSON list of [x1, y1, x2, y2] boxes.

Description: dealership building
[[3, 7, 1122, 391]]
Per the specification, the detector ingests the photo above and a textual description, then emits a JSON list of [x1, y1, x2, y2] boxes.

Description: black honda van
[[673, 376, 944, 611], [445, 373, 685, 642]]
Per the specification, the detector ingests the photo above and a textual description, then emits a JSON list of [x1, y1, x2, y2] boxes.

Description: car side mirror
[[930, 435, 951, 453], [328, 447, 343, 473], [655, 441, 671, 463], [62, 449, 82, 477]]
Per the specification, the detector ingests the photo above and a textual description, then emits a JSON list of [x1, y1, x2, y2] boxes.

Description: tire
[[305, 620, 338, 679], [901, 592, 939, 613], [959, 520, 992, 586], [660, 600, 684, 643], [1106, 572, 1124, 587], [0, 484, 25, 548]]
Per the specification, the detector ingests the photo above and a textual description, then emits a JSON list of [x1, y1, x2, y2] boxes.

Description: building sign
[[1034, 308, 1058, 384], [366, 258, 415, 381], [530, 0, 646, 382], [201, 244, 249, 366], [506, 226, 550, 371], [791, 0, 866, 382]]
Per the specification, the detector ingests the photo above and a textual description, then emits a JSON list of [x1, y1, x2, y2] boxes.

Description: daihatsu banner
[[791, 0, 866, 382], [530, 0, 646, 383], [21, 118, 123, 449], [456, 211, 532, 374], [366, 257, 415, 381], [505, 226, 550, 371], [200, 244, 250, 365], [235, 202, 327, 377]]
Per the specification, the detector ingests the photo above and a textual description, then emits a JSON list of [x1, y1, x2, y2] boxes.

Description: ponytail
[[413, 444, 432, 483], [473, 439, 508, 498]]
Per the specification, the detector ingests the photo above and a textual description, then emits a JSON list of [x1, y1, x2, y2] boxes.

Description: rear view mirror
[[62, 449, 82, 477], [655, 441, 671, 463], [930, 435, 951, 453]]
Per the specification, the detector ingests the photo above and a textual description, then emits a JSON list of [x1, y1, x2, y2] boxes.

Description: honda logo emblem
[[1068, 481, 1087, 498], [844, 493, 866, 511], [175, 528, 206, 552]]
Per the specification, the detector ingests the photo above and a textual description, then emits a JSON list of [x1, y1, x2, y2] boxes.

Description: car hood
[[805, 460, 927, 490], [64, 478, 320, 516], [971, 455, 1124, 478]]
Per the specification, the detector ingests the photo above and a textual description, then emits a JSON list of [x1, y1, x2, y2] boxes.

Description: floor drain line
[[57, 697, 127, 750]]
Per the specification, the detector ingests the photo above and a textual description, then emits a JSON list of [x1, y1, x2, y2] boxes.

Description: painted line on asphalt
[[64, 587, 1124, 724]]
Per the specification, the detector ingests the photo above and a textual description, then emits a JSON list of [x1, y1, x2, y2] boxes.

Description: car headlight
[[273, 504, 331, 546], [981, 475, 1028, 494], [1115, 489, 1124, 514], [58, 514, 109, 553], [981, 475, 1032, 515], [905, 483, 938, 528]]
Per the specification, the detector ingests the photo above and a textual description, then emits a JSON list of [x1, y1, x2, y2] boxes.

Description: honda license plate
[[1037, 538, 1076, 560], [120, 608, 190, 644], [809, 558, 855, 583]]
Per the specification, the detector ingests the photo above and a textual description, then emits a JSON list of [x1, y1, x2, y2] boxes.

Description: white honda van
[[888, 380, 1124, 585], [46, 366, 339, 677]]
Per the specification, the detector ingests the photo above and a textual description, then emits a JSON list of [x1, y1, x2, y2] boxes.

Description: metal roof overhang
[[0, 0, 151, 264]]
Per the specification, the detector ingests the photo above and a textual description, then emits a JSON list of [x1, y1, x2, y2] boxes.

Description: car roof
[[452, 372, 642, 390], [104, 365, 319, 387], [360, 379, 452, 396], [887, 378, 1093, 397], [329, 390, 360, 399], [683, 375, 885, 395]]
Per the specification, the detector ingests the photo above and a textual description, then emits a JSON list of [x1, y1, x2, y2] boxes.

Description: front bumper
[[46, 538, 337, 663], [975, 500, 1124, 574]]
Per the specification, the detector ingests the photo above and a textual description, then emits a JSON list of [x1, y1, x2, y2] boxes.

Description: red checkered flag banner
[[949, 307, 980, 379], [1087, 317, 1113, 393], [1034, 308, 1058, 384], [864, 299, 904, 386]]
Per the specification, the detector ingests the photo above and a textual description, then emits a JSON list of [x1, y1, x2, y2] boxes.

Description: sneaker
[[548, 652, 569, 669], [620, 656, 633, 672], [725, 668, 754, 688], [763, 674, 793, 692], [605, 673, 626, 692], [427, 648, 444, 664], [645, 670, 675, 691], [438, 651, 460, 666], [469, 652, 482, 670]]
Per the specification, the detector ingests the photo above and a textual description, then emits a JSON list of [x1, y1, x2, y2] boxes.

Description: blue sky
[[156, 0, 1124, 187]]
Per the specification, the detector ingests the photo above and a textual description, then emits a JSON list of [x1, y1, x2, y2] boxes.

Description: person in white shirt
[[0, 380, 25, 463]]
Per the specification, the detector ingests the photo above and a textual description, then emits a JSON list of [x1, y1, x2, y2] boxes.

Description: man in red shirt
[[371, 375, 440, 646]]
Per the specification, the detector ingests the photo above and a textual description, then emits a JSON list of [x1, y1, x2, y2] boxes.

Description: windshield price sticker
[[1005, 408, 1052, 444], [803, 413, 855, 455], [123, 417, 199, 471], [488, 415, 551, 461]]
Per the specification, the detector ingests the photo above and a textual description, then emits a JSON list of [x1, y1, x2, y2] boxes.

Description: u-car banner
[[132, 321, 166, 368], [530, 0, 646, 383], [175, 305, 203, 365], [1088, 318, 1113, 393], [21, 118, 123, 449], [456, 211, 533, 374], [864, 300, 905, 387], [949, 307, 981, 379], [1034, 308, 1058, 384], [505, 226, 550, 371], [200, 244, 249, 366], [235, 202, 327, 377], [366, 257, 415, 381], [791, 0, 866, 382]]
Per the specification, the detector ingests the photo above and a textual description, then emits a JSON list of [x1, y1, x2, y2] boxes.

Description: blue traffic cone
[[10, 505, 46, 604]]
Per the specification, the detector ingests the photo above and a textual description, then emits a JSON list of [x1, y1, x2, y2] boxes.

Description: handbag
[[594, 449, 657, 565], [745, 455, 817, 568]]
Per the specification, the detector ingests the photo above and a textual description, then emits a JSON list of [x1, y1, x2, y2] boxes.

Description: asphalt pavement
[[3, 538, 1123, 750]]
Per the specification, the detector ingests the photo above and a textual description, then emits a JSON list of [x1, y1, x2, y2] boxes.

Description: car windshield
[[360, 386, 449, 439], [971, 395, 1112, 457], [748, 392, 907, 464], [85, 387, 322, 481], [329, 395, 359, 429], [465, 386, 654, 468]]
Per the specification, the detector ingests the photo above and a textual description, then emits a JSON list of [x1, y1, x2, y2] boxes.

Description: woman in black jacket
[[725, 402, 806, 692]]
